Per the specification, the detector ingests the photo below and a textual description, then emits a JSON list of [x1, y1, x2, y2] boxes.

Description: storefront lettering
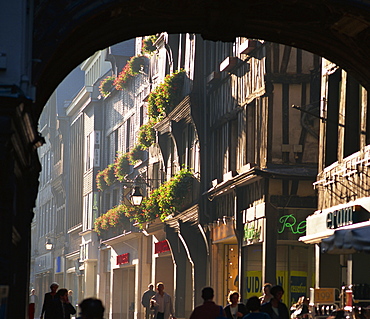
[[278, 214, 306, 234], [246, 276, 261, 293], [244, 225, 262, 242], [326, 207, 353, 229], [117, 253, 129, 265]]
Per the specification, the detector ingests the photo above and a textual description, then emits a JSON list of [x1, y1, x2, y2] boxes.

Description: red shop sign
[[117, 253, 129, 265], [155, 240, 170, 254]]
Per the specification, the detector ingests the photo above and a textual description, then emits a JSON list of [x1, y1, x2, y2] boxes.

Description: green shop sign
[[244, 219, 263, 245], [278, 214, 306, 235]]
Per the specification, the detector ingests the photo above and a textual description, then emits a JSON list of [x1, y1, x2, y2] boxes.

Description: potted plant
[[129, 55, 146, 74], [103, 164, 116, 186], [99, 75, 116, 97], [138, 120, 157, 149], [147, 69, 186, 120], [114, 153, 130, 182], [96, 170, 108, 191], [141, 35, 158, 55], [129, 144, 145, 164]]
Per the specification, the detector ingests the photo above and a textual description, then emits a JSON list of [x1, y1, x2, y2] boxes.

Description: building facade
[[32, 34, 332, 318], [300, 59, 370, 306], [202, 39, 320, 306]]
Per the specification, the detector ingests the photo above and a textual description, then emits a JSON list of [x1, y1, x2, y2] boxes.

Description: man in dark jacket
[[51, 288, 76, 319], [260, 285, 289, 319], [190, 287, 226, 319]]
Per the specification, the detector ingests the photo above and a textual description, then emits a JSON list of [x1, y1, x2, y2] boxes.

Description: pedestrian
[[243, 296, 271, 319], [260, 284, 273, 304], [40, 282, 59, 319], [260, 285, 289, 319], [77, 298, 105, 319], [29, 289, 38, 319], [68, 290, 74, 306], [150, 282, 176, 319], [290, 296, 309, 319], [224, 291, 248, 318], [189, 286, 226, 319], [142, 283, 156, 319], [50, 288, 76, 319]]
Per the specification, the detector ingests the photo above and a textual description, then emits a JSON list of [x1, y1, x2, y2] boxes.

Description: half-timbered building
[[204, 39, 320, 304]]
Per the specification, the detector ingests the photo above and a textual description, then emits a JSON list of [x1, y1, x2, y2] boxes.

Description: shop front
[[101, 232, 146, 319], [210, 216, 238, 305], [300, 198, 370, 305], [242, 202, 315, 306]]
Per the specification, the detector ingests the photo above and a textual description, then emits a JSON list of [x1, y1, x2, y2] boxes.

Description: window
[[85, 133, 92, 171], [83, 192, 93, 231]]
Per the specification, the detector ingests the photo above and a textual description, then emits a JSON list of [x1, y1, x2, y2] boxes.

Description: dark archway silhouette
[[33, 0, 370, 114]]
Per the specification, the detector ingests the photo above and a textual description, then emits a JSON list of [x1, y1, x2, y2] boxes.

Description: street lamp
[[131, 186, 143, 206], [45, 238, 53, 250]]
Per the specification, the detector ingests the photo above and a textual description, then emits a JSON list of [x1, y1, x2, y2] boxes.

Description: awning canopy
[[321, 225, 370, 254]]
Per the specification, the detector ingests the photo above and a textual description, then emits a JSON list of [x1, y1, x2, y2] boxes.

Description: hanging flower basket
[[138, 120, 157, 149], [99, 75, 116, 97], [147, 69, 186, 120], [114, 153, 130, 182], [103, 164, 116, 186], [129, 144, 145, 164], [129, 55, 146, 74], [141, 35, 158, 55], [96, 170, 108, 191], [113, 55, 148, 90]]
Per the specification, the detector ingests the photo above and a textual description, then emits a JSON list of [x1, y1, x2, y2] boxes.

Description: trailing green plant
[[137, 120, 157, 149], [94, 204, 134, 235], [155, 167, 194, 219], [114, 63, 132, 90], [103, 164, 116, 186], [99, 75, 116, 97], [136, 168, 194, 227], [129, 55, 146, 74], [147, 69, 186, 120], [141, 35, 158, 55], [129, 144, 145, 164], [114, 153, 131, 182], [113, 55, 147, 90], [96, 170, 108, 191], [94, 168, 195, 231]]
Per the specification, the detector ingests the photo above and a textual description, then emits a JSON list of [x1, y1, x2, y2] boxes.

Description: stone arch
[[32, 0, 370, 114]]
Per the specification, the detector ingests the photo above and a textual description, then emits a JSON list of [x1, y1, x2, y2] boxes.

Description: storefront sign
[[313, 288, 335, 304], [278, 214, 306, 235], [243, 219, 264, 245], [117, 253, 129, 265], [302, 203, 370, 242], [326, 206, 355, 229], [155, 240, 170, 254], [290, 271, 307, 303]]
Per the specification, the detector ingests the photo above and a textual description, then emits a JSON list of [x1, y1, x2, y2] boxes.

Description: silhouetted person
[[260, 284, 273, 304], [77, 298, 105, 319], [150, 282, 176, 319], [142, 284, 156, 319], [50, 288, 76, 319], [224, 291, 247, 318], [260, 285, 289, 319], [40, 282, 59, 319], [190, 286, 226, 319], [243, 296, 271, 319]]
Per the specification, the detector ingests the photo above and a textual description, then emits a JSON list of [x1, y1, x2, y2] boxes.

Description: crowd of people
[[189, 284, 291, 319], [29, 281, 307, 319], [29, 282, 104, 319]]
